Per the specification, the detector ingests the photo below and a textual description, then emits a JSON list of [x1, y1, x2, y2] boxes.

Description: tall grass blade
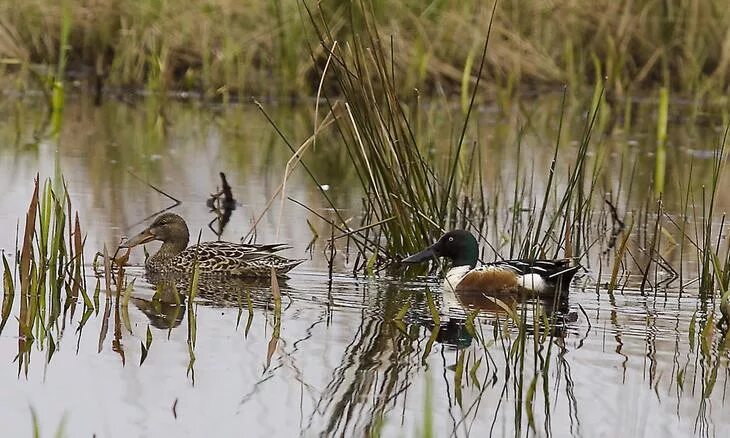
[[0, 253, 14, 336], [654, 87, 669, 197], [266, 267, 282, 370]]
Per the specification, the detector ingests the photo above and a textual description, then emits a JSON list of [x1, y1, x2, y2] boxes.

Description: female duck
[[402, 230, 579, 296], [121, 213, 303, 277]]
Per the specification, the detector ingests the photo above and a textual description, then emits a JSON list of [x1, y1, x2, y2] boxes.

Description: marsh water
[[0, 94, 729, 437]]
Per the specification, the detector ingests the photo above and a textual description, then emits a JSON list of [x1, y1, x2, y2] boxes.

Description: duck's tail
[[497, 258, 582, 291]]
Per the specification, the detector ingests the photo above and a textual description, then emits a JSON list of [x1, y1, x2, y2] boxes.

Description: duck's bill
[[120, 228, 156, 248], [401, 246, 436, 264]]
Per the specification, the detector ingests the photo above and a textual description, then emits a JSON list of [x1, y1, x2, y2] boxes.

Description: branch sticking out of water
[[207, 172, 236, 239]]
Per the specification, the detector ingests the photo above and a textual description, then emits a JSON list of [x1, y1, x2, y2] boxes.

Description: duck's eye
[[448, 237, 454, 242]]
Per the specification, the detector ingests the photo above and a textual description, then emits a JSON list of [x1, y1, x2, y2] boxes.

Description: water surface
[[0, 95, 728, 437]]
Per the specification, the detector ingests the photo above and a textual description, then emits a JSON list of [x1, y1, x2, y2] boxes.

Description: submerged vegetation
[[0, 0, 729, 101]]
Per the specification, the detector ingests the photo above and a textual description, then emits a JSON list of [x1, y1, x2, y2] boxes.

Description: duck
[[121, 213, 304, 277], [402, 230, 579, 296]]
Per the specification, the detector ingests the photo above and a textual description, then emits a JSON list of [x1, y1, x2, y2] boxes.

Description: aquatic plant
[[0, 176, 87, 375], [274, 1, 614, 275], [288, 1, 495, 264]]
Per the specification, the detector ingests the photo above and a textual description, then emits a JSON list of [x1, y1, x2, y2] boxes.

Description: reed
[[0, 253, 14, 336], [420, 371, 434, 438], [291, 0, 498, 264], [49, 1, 71, 135], [653, 87, 669, 197], [698, 125, 728, 296], [186, 262, 200, 380], [265, 267, 282, 370], [140, 324, 153, 365], [7, 176, 87, 373], [1, 1, 729, 100]]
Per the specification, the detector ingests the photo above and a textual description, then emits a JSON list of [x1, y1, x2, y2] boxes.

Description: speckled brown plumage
[[122, 213, 304, 278], [155, 241, 303, 276]]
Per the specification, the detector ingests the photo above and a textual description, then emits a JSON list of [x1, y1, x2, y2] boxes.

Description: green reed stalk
[[187, 263, 200, 379], [299, 0, 500, 264], [699, 124, 728, 295], [654, 87, 669, 197], [421, 371, 434, 438], [30, 407, 40, 438], [245, 290, 254, 337], [529, 88, 566, 257], [454, 349, 465, 407], [303, 4, 442, 254], [140, 325, 153, 365], [266, 267, 282, 370], [608, 219, 634, 293], [0, 253, 14, 336], [3, 175, 85, 371], [534, 84, 604, 257], [441, 1, 497, 221], [460, 47, 476, 115], [50, 1, 71, 135]]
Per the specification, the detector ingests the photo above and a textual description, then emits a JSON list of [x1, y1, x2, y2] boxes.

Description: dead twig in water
[[207, 172, 236, 238], [207, 172, 236, 210], [603, 197, 625, 254]]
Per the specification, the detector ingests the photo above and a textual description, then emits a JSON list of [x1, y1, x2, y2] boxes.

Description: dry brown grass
[[0, 0, 728, 99]]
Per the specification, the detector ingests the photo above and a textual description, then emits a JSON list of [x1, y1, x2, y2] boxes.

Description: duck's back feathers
[[126, 213, 305, 278], [172, 241, 304, 277], [489, 258, 579, 293], [490, 258, 571, 275], [446, 258, 580, 295]]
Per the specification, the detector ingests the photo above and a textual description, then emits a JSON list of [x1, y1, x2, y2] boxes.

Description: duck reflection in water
[[132, 281, 187, 330], [422, 290, 575, 348], [133, 273, 291, 330]]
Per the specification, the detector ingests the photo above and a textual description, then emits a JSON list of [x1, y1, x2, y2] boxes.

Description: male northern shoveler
[[402, 230, 579, 296], [121, 213, 304, 277]]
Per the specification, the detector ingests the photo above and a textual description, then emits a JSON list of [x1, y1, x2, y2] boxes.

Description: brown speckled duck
[[121, 213, 304, 277]]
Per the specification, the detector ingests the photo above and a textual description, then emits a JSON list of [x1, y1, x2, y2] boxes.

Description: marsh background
[[0, 1, 729, 437]]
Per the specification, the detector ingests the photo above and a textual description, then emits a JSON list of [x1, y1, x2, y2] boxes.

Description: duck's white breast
[[443, 266, 472, 291]]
